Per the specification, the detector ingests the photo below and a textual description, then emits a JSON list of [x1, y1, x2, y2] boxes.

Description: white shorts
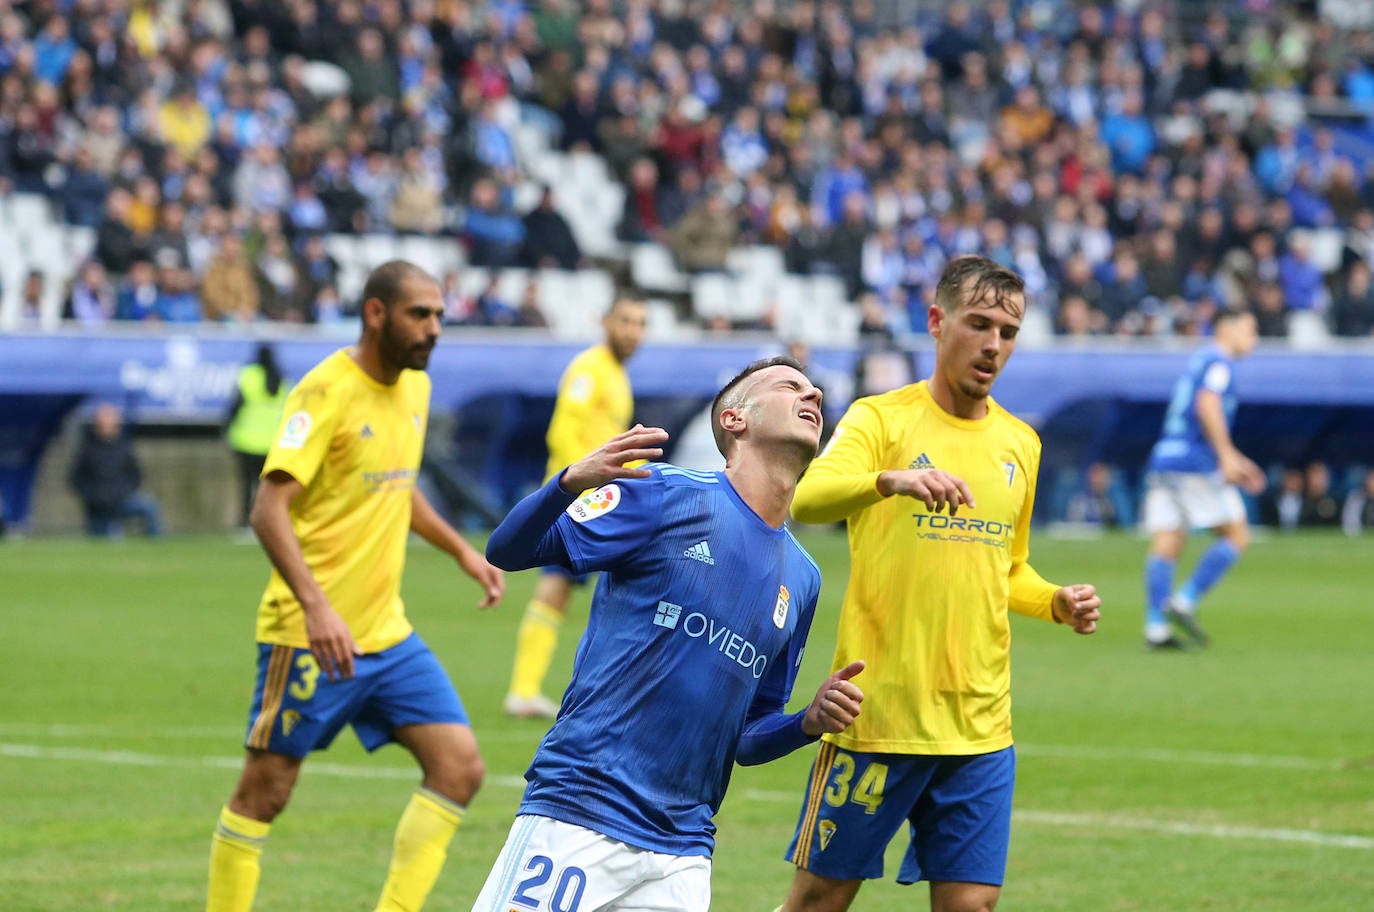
[[1141, 471, 1247, 533], [470, 815, 713, 912]]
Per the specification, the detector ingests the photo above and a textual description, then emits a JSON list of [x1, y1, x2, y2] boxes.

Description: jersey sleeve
[[555, 471, 666, 574], [261, 379, 341, 488], [792, 400, 887, 524], [1199, 357, 1232, 396], [1007, 437, 1059, 621], [736, 568, 822, 765]]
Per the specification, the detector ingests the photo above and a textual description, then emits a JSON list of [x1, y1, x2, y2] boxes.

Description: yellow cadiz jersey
[[255, 349, 430, 653], [543, 344, 634, 481], [792, 380, 1060, 755]]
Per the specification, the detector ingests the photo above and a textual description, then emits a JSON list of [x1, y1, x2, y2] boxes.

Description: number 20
[[509, 855, 587, 912], [823, 752, 888, 815]]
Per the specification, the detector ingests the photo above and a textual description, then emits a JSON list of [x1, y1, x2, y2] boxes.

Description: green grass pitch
[[2, 529, 1371, 910]]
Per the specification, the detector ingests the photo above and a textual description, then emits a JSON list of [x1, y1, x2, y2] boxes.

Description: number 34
[[824, 753, 888, 815]]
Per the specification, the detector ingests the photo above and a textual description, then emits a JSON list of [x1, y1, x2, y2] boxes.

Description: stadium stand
[[0, 0, 1373, 346]]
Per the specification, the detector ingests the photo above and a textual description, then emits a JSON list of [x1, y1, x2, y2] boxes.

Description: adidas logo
[[909, 452, 934, 470], [360, 424, 375, 439], [684, 541, 715, 565]]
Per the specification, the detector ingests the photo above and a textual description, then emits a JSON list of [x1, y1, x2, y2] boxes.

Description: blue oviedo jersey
[[518, 464, 821, 856], [1147, 345, 1238, 474]]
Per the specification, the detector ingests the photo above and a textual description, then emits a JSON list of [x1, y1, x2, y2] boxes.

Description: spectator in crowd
[[68, 403, 163, 538], [201, 233, 260, 322], [1342, 468, 1374, 536], [1300, 460, 1342, 527], [617, 157, 671, 244], [18, 269, 45, 324], [516, 279, 551, 328], [519, 185, 582, 269], [95, 188, 142, 276], [1063, 462, 1136, 529], [670, 189, 738, 273], [62, 147, 109, 227], [154, 260, 202, 323], [1331, 260, 1374, 337], [254, 233, 309, 322], [391, 147, 445, 235], [1278, 234, 1328, 312], [1261, 466, 1306, 531], [64, 261, 117, 326], [463, 177, 525, 267]]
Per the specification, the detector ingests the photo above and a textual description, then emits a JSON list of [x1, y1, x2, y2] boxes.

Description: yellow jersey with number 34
[[544, 344, 634, 482], [255, 349, 430, 653], [792, 380, 1060, 755]]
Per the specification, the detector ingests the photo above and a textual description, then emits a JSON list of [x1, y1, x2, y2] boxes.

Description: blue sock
[[1178, 540, 1241, 608], [1145, 555, 1175, 628]]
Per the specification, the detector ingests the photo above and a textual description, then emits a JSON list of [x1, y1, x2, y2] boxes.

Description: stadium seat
[[1288, 310, 1332, 349], [691, 273, 738, 323], [65, 226, 97, 263], [726, 246, 786, 286], [1017, 304, 1055, 348], [643, 298, 683, 339], [1306, 229, 1346, 274], [7, 193, 53, 232], [629, 243, 689, 293]]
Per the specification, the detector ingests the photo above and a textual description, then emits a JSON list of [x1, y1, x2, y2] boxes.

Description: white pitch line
[[0, 724, 1347, 771], [3, 742, 1371, 851]]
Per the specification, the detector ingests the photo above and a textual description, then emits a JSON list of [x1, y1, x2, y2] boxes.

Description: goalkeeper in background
[[503, 294, 648, 718]]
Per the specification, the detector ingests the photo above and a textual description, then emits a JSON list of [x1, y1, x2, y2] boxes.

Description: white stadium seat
[[630, 243, 688, 293]]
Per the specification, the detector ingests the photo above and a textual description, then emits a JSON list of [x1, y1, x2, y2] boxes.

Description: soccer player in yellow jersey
[[776, 256, 1102, 912], [502, 295, 647, 718], [206, 261, 506, 912]]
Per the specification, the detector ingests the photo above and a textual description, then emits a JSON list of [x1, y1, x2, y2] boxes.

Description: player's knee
[[425, 753, 484, 806], [931, 883, 1000, 912], [1224, 524, 1250, 551], [230, 775, 294, 822]]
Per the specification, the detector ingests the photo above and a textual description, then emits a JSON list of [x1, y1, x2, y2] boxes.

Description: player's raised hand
[[1052, 584, 1101, 634], [559, 424, 669, 494], [802, 660, 865, 736], [301, 596, 362, 680], [878, 468, 976, 515]]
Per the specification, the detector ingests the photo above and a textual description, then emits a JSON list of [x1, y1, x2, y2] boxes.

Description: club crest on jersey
[[1004, 461, 1016, 486], [277, 411, 312, 449], [567, 484, 621, 523], [818, 819, 837, 850], [773, 585, 790, 628], [281, 710, 301, 737]]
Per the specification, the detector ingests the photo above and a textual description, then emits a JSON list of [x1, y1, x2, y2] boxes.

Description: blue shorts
[[541, 564, 590, 586], [785, 744, 1016, 886], [243, 632, 467, 758]]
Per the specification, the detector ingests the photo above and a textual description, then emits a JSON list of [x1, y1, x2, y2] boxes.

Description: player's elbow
[[484, 530, 536, 572]]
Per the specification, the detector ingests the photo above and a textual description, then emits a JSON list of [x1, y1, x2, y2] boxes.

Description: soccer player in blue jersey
[[1142, 309, 1264, 649], [471, 356, 866, 912]]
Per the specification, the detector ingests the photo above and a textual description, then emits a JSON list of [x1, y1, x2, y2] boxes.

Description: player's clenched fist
[[1052, 584, 1101, 634], [802, 660, 865, 736]]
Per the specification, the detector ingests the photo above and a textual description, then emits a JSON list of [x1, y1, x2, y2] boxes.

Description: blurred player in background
[[776, 256, 1100, 912], [503, 294, 647, 718], [206, 261, 505, 912], [1141, 309, 1263, 649], [473, 356, 864, 912]]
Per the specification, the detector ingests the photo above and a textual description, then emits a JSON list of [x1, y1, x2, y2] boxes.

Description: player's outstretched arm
[[410, 487, 505, 609], [1050, 584, 1101, 634], [252, 470, 360, 680]]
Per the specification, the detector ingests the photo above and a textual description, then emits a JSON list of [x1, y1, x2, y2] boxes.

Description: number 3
[[288, 654, 320, 701]]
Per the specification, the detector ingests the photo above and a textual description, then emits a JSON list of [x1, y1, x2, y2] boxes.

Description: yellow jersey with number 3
[[544, 344, 634, 482], [255, 349, 430, 653], [792, 380, 1060, 755]]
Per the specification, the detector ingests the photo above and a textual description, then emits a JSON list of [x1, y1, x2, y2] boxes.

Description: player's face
[[380, 277, 444, 371], [931, 288, 1024, 403], [744, 365, 824, 456], [1220, 312, 1258, 358], [604, 301, 647, 362]]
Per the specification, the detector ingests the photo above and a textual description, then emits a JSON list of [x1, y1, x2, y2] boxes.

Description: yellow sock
[[375, 788, 466, 912], [508, 600, 563, 698], [207, 805, 271, 912]]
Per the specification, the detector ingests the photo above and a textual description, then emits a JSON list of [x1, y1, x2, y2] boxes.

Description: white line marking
[[0, 725, 1345, 770], [3, 742, 1370, 851]]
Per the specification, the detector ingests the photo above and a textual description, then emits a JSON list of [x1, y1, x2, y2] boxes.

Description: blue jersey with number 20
[[518, 464, 821, 857], [1147, 345, 1238, 474]]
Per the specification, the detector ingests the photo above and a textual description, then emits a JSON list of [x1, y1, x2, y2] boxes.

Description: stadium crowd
[[3, 0, 1374, 338]]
